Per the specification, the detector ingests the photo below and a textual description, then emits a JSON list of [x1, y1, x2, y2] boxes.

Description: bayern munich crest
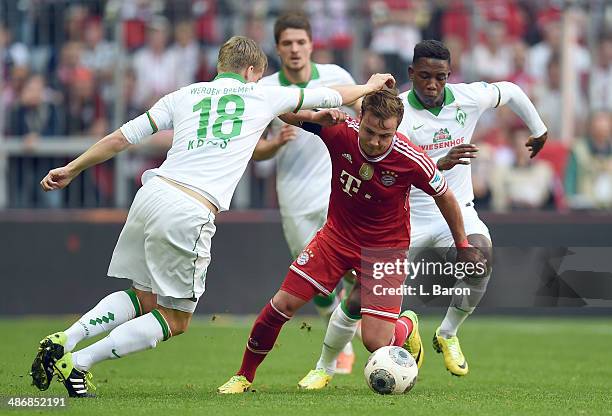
[[297, 249, 314, 265], [381, 170, 398, 186]]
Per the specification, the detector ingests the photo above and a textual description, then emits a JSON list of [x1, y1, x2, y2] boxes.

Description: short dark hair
[[413, 40, 451, 65], [361, 89, 404, 128], [274, 12, 312, 44]]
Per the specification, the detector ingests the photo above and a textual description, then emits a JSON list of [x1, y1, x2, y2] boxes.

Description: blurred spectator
[[244, 17, 280, 76], [590, 34, 612, 112], [121, 0, 165, 50], [444, 35, 466, 84], [55, 42, 85, 90], [0, 23, 30, 79], [565, 112, 612, 209], [528, 19, 590, 82], [2, 66, 30, 132], [507, 41, 537, 97], [64, 5, 89, 43], [81, 19, 115, 79], [471, 21, 513, 82], [6, 74, 62, 208], [63, 67, 107, 136], [306, 0, 352, 66], [169, 21, 199, 87], [362, 50, 385, 83], [193, 0, 221, 45], [532, 53, 587, 140], [490, 127, 554, 212], [81, 18, 116, 109], [477, 0, 526, 40], [7, 74, 60, 137], [369, 0, 421, 85], [132, 17, 179, 110]]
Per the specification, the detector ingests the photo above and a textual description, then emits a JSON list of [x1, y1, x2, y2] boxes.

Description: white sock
[[72, 311, 169, 371], [316, 304, 359, 375], [341, 340, 354, 355], [439, 273, 491, 338], [64, 290, 141, 351]]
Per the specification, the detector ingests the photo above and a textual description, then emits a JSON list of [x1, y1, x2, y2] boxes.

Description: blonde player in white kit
[[298, 39, 548, 389], [31, 36, 395, 397], [252, 12, 358, 374]]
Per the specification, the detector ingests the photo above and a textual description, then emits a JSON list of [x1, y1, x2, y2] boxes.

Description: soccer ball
[[364, 346, 418, 395]]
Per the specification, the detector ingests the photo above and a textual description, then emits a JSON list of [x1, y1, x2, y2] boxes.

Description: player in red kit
[[218, 90, 483, 393]]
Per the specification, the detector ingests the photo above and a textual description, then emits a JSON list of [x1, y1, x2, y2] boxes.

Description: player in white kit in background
[[31, 35, 395, 397], [253, 13, 359, 374], [399, 40, 547, 376], [300, 39, 548, 388]]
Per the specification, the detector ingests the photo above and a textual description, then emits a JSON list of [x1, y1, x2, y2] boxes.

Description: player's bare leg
[[434, 233, 492, 376], [218, 289, 309, 394]]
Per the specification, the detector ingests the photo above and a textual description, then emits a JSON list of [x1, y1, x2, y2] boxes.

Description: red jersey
[[306, 118, 448, 248]]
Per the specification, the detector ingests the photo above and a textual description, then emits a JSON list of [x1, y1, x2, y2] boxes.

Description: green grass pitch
[[1, 315, 611, 415]]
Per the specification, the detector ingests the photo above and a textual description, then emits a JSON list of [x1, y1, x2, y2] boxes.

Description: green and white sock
[[72, 310, 169, 371], [440, 272, 491, 338], [316, 301, 360, 375], [313, 291, 339, 320], [342, 272, 356, 297], [64, 289, 142, 351]]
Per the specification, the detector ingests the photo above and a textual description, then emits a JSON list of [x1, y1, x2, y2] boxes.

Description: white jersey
[[398, 82, 500, 216], [259, 63, 356, 217], [120, 72, 342, 211]]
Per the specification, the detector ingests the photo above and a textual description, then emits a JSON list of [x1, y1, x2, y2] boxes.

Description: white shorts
[[281, 208, 328, 258], [409, 204, 491, 260], [108, 176, 216, 312]]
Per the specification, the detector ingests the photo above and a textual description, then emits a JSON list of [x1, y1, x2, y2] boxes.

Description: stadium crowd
[[1, 0, 611, 210]]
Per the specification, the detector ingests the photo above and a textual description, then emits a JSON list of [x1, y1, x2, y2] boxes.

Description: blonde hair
[[217, 36, 268, 74]]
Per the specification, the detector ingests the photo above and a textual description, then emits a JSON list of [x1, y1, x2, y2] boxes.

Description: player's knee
[[362, 333, 388, 353], [272, 290, 306, 317], [156, 307, 192, 336], [133, 288, 157, 314]]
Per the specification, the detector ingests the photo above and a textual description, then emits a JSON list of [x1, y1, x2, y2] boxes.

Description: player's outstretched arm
[[279, 109, 347, 128], [434, 189, 486, 266], [493, 81, 548, 158], [40, 129, 131, 191]]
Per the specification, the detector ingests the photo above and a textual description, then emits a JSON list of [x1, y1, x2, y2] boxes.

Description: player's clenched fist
[[40, 166, 77, 192], [312, 109, 348, 126], [276, 124, 297, 146], [366, 73, 396, 91]]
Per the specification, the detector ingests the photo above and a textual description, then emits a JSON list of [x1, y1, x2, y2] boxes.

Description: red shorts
[[280, 228, 407, 322]]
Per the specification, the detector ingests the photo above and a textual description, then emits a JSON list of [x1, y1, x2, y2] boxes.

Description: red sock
[[237, 301, 290, 382], [392, 315, 414, 346]]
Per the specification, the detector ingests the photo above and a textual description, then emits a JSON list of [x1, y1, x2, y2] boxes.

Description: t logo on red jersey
[[340, 170, 361, 196]]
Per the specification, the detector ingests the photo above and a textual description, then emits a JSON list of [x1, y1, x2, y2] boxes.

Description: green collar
[[407, 86, 455, 116], [214, 72, 247, 83], [278, 62, 320, 87]]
